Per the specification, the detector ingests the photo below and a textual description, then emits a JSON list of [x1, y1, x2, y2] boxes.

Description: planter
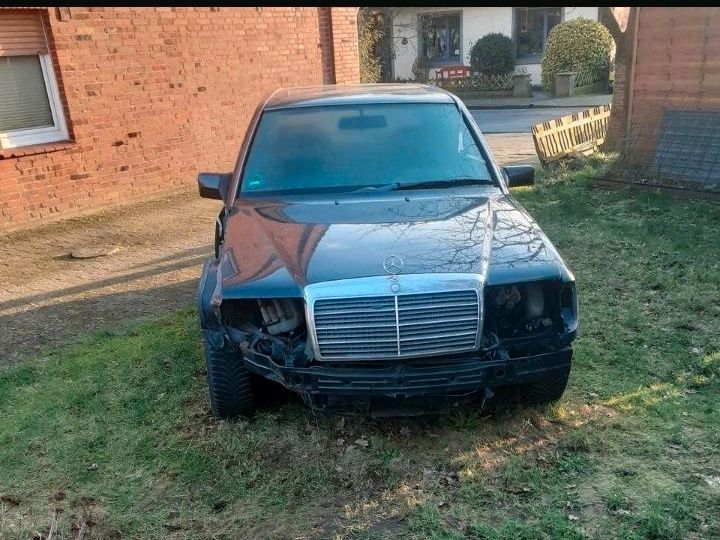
[[554, 72, 576, 98], [512, 74, 532, 98]]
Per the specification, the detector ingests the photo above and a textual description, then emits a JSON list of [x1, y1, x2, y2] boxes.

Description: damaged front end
[[199, 260, 576, 416]]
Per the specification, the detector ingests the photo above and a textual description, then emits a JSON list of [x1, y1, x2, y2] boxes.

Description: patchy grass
[[1, 164, 719, 539]]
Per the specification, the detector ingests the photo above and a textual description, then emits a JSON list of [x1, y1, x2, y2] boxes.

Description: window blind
[[0, 11, 48, 57], [0, 55, 53, 132]]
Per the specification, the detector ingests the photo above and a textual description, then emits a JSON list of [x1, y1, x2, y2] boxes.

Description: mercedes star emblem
[[383, 254, 404, 275], [383, 254, 404, 293]]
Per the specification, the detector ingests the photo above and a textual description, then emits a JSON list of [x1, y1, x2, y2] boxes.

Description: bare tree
[[598, 7, 634, 63]]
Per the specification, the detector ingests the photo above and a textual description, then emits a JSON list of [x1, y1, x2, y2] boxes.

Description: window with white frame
[[0, 10, 69, 149]]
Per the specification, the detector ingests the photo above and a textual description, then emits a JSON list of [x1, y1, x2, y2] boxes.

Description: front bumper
[[241, 346, 572, 397]]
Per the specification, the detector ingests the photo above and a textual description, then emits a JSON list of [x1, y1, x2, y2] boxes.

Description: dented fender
[[197, 258, 222, 330]]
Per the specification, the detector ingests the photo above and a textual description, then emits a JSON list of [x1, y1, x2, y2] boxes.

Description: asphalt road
[[470, 107, 589, 134]]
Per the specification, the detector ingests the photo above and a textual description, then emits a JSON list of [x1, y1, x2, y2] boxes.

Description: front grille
[[313, 290, 479, 359]]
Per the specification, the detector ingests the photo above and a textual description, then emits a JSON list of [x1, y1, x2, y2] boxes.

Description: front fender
[[197, 258, 221, 330]]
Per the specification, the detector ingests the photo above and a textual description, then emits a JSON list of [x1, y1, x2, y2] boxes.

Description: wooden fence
[[531, 104, 612, 165]]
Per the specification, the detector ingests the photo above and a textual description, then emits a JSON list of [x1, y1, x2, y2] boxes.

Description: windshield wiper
[[347, 178, 493, 193], [390, 178, 494, 191]]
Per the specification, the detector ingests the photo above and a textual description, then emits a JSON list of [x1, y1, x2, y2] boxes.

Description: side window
[[0, 10, 69, 149]]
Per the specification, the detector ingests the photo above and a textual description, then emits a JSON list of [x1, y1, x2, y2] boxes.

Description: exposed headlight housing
[[486, 281, 555, 339], [560, 281, 578, 332], [525, 282, 545, 319]]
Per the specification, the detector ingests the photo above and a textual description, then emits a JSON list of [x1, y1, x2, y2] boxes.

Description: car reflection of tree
[[222, 194, 550, 286], [356, 197, 550, 274], [489, 199, 549, 267], [222, 211, 329, 285]]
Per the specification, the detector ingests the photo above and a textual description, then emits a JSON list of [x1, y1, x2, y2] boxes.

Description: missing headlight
[[486, 281, 557, 339]]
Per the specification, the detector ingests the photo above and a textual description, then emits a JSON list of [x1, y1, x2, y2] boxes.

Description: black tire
[[203, 333, 255, 419], [517, 366, 570, 406]]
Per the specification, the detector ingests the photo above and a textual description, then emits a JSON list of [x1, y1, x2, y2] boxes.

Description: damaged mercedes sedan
[[197, 84, 578, 418]]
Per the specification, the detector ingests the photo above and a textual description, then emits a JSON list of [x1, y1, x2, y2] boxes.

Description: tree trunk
[[602, 7, 637, 151]]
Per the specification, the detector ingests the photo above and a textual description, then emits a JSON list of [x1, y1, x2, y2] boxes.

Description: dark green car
[[197, 84, 578, 418]]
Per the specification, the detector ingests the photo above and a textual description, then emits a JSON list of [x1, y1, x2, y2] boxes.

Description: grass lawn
[[1, 161, 719, 539]]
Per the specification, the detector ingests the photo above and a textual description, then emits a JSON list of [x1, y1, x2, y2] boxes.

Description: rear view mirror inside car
[[338, 115, 387, 130]]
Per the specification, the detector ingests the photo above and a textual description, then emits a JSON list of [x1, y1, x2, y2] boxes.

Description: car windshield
[[240, 103, 494, 195]]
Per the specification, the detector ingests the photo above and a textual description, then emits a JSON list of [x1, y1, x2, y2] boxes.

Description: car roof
[[264, 83, 457, 110]]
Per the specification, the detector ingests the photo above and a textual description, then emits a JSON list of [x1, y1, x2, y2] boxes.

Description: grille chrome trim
[[305, 274, 484, 361]]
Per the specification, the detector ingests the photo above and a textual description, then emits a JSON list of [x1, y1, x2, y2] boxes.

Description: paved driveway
[[484, 133, 539, 167], [0, 193, 217, 365]]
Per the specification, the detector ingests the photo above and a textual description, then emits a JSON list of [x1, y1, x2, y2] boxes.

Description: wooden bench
[[437, 65, 471, 80]]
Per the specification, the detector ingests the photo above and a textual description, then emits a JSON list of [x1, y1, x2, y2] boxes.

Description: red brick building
[[0, 7, 359, 231], [608, 7, 720, 190]]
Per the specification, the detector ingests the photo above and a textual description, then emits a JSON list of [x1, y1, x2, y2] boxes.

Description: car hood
[[218, 191, 569, 298]]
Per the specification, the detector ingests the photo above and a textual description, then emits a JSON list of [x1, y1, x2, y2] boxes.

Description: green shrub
[[469, 33, 515, 75], [541, 17, 612, 91], [358, 8, 383, 83]]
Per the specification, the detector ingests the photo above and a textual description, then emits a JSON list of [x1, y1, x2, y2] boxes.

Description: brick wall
[[330, 7, 360, 85], [0, 7, 359, 231]]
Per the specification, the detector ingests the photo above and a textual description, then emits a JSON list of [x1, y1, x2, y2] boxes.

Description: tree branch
[[599, 7, 636, 61], [599, 7, 625, 46]]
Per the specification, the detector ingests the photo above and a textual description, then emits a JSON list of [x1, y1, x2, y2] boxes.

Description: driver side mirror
[[198, 172, 232, 201], [503, 165, 535, 187]]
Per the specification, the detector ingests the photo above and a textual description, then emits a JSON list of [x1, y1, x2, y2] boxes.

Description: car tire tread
[[204, 334, 255, 419]]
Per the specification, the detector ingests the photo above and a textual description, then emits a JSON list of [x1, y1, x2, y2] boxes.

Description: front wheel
[[203, 332, 256, 419], [517, 366, 570, 406]]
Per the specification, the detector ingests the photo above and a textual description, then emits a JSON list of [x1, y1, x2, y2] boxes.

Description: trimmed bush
[[541, 17, 612, 92], [469, 33, 514, 76]]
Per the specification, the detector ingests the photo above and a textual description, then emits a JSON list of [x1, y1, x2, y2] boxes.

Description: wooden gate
[[531, 104, 612, 164]]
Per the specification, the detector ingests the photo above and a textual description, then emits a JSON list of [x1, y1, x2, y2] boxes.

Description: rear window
[[240, 103, 494, 195]]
